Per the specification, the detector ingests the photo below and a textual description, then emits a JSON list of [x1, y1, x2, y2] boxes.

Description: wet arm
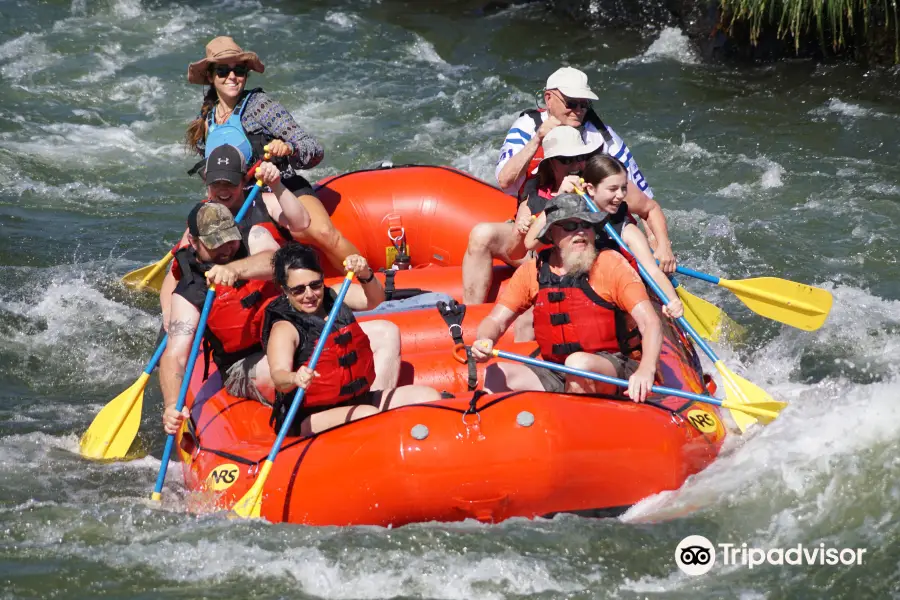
[[267, 321, 301, 393], [475, 304, 518, 344], [160, 295, 200, 410], [260, 183, 311, 233], [498, 136, 540, 192], [229, 249, 276, 281], [622, 224, 679, 303], [625, 187, 672, 257], [340, 274, 385, 311], [629, 300, 662, 376]]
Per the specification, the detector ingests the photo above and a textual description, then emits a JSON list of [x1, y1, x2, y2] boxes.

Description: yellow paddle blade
[[230, 460, 274, 519], [719, 400, 784, 422], [713, 360, 787, 432], [121, 252, 173, 294], [80, 372, 149, 460], [719, 277, 833, 331], [676, 286, 724, 342]]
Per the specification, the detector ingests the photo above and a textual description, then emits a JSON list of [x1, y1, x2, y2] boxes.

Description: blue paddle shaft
[[675, 265, 720, 284], [151, 183, 261, 497], [152, 287, 217, 496], [144, 334, 168, 375], [574, 188, 724, 364], [264, 275, 355, 464], [494, 349, 725, 408]]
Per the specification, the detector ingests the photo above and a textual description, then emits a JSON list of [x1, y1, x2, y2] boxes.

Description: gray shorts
[[529, 351, 639, 393], [224, 352, 271, 405]]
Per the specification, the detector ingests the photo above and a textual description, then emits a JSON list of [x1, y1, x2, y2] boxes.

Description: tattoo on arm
[[249, 227, 266, 241], [168, 319, 197, 337]]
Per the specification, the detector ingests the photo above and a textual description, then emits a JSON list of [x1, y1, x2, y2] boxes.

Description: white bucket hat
[[545, 67, 598, 100], [540, 126, 603, 162]]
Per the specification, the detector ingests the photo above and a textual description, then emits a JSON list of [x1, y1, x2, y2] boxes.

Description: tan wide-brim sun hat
[[532, 126, 603, 177], [187, 36, 265, 85]]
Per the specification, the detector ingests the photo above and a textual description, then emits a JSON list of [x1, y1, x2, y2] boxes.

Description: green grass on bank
[[719, 0, 899, 61]]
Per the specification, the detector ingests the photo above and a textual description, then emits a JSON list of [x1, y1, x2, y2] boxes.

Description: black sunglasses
[[287, 279, 325, 295], [557, 219, 593, 232], [556, 154, 590, 166], [554, 92, 591, 111], [213, 64, 249, 78]]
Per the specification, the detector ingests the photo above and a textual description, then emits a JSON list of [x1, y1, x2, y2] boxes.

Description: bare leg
[[300, 404, 380, 435], [249, 354, 276, 404], [378, 385, 442, 410], [462, 221, 516, 304], [290, 193, 361, 272], [359, 320, 400, 390], [563, 352, 618, 395], [482, 362, 545, 394]]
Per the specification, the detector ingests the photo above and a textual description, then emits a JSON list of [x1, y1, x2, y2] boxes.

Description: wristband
[[358, 269, 375, 284]]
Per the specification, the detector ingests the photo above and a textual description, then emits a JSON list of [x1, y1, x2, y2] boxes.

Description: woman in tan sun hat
[[184, 36, 323, 195], [183, 36, 361, 273], [461, 126, 600, 306]]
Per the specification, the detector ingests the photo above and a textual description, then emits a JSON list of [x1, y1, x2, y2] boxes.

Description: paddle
[[150, 285, 217, 502], [673, 266, 833, 332], [79, 336, 168, 459], [232, 272, 356, 519], [454, 345, 781, 422], [122, 249, 175, 293], [594, 212, 788, 432], [81, 180, 265, 461]]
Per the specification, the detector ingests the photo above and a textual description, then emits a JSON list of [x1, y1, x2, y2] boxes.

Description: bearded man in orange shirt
[[470, 193, 662, 402]]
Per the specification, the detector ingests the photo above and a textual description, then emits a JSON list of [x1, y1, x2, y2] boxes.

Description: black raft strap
[[436, 300, 477, 392], [382, 269, 396, 301]]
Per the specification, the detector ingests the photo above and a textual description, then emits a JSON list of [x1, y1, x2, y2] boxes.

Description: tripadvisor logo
[[674, 535, 868, 576]]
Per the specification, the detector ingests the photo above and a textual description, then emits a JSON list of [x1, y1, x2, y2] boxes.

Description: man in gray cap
[[161, 202, 281, 435], [470, 193, 663, 403]]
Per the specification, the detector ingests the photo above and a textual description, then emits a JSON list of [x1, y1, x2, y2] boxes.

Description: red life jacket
[[262, 293, 376, 411], [532, 248, 642, 364], [173, 247, 280, 375]]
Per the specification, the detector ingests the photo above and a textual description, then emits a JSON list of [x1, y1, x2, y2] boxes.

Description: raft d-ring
[[388, 227, 405, 244], [462, 409, 482, 426]]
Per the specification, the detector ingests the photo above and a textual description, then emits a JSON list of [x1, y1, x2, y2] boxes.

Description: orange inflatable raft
[[267, 164, 519, 301], [176, 305, 727, 526]]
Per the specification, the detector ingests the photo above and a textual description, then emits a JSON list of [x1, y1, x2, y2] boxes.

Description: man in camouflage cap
[[469, 193, 663, 403], [160, 202, 281, 435]]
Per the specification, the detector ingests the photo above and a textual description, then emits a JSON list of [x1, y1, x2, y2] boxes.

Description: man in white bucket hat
[[495, 67, 651, 200]]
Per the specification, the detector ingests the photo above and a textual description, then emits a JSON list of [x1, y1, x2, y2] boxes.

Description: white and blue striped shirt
[[495, 111, 653, 198]]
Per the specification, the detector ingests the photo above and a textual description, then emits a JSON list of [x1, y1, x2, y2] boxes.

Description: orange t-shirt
[[498, 249, 649, 315]]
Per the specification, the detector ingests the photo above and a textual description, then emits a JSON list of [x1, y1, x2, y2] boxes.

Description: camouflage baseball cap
[[187, 202, 242, 249], [536, 193, 609, 243]]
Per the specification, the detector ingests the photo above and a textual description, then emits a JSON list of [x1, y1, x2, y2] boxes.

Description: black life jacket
[[261, 292, 376, 430]]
